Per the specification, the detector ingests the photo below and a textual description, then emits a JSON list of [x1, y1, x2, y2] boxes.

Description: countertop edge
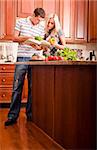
[[0, 60, 97, 65]]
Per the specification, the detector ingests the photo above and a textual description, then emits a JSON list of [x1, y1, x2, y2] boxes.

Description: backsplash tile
[[65, 43, 97, 60]]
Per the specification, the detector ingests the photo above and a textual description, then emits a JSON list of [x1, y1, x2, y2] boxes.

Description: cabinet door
[[3, 0, 60, 37], [43, 0, 56, 15], [31, 66, 54, 137], [0, 88, 13, 103], [0, 64, 28, 104], [5, 0, 17, 36], [0, 0, 5, 37], [54, 65, 96, 149], [63, 0, 88, 43], [88, 0, 97, 42], [74, 0, 88, 43], [0, 73, 14, 87], [17, 0, 35, 17], [18, 0, 59, 17]]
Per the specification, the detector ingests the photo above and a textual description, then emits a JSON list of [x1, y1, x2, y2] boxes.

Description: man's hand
[[12, 36, 31, 43], [30, 44, 42, 50], [13, 30, 33, 43]]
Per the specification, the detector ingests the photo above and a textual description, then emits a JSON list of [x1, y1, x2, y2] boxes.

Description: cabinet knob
[[2, 67, 6, 70], [2, 94, 6, 97], [2, 79, 6, 82]]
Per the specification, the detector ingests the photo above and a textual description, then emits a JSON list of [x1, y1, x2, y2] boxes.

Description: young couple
[[5, 8, 66, 126]]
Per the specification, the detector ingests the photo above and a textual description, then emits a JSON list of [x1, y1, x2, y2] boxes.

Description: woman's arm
[[55, 34, 66, 50]]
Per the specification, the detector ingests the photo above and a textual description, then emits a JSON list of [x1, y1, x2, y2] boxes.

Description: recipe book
[[24, 38, 51, 47]]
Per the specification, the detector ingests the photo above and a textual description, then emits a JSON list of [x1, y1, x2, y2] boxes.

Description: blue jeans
[[8, 57, 32, 120]]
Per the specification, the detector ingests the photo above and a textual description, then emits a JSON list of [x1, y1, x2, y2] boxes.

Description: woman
[[44, 13, 66, 55]]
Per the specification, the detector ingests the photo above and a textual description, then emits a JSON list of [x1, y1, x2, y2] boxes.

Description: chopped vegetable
[[35, 36, 43, 41]]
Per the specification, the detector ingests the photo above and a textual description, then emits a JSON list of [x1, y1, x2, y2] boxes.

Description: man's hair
[[34, 8, 45, 18]]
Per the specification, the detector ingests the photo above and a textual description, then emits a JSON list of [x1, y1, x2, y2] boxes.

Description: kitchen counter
[[20, 60, 97, 65], [0, 60, 97, 65]]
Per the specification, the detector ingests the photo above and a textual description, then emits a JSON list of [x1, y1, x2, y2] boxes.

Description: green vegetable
[[56, 47, 78, 60], [35, 36, 43, 41]]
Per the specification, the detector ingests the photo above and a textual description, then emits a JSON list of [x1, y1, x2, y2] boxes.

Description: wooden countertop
[[0, 60, 97, 65]]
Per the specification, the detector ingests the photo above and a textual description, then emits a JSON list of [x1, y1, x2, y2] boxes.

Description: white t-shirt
[[15, 17, 45, 57]]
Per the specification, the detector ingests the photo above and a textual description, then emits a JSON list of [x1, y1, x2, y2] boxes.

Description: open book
[[24, 38, 51, 47]]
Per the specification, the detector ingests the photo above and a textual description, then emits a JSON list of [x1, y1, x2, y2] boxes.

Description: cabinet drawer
[[0, 64, 15, 73], [0, 88, 12, 102], [0, 73, 14, 87]]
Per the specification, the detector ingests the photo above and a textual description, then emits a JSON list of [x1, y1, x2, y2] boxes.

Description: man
[[5, 8, 46, 126]]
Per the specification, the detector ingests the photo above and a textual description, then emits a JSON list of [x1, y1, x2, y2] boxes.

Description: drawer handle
[[2, 94, 6, 97], [2, 79, 6, 82], [2, 67, 6, 70]]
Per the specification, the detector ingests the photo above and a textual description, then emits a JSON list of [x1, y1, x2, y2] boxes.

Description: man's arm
[[12, 30, 31, 43]]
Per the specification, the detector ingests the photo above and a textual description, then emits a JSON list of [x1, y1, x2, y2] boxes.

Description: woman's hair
[[34, 8, 45, 18], [46, 13, 61, 32]]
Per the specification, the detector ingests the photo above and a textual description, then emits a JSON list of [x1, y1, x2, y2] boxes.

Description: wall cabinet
[[0, 0, 96, 43], [63, 0, 97, 43], [88, 0, 97, 42], [17, 0, 59, 18], [63, 0, 88, 43], [0, 64, 27, 104], [3, 0, 60, 37], [0, 0, 5, 37]]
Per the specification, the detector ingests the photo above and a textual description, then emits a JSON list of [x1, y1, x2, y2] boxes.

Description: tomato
[[58, 56, 64, 60], [53, 56, 58, 60], [48, 56, 53, 61]]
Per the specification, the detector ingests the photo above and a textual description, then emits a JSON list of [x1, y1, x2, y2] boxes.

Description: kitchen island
[[27, 60, 96, 149], [0, 60, 96, 149]]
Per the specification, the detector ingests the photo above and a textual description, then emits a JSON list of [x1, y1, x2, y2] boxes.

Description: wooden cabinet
[[63, 0, 97, 43], [54, 65, 96, 149], [16, 0, 97, 43], [0, 64, 15, 103], [0, 0, 97, 43], [17, 0, 59, 17], [88, 0, 97, 42], [17, 0, 35, 17], [0, 64, 27, 103], [0, 0, 5, 37], [5, 0, 17, 36], [32, 66, 54, 137], [1, 0, 97, 43], [63, 0, 88, 43], [3, 0, 60, 36], [31, 64, 96, 149]]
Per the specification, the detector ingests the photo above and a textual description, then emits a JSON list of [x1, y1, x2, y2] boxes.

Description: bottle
[[92, 50, 96, 61], [90, 51, 93, 60]]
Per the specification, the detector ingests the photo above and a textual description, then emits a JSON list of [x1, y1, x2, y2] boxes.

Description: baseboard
[[29, 123, 65, 150]]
